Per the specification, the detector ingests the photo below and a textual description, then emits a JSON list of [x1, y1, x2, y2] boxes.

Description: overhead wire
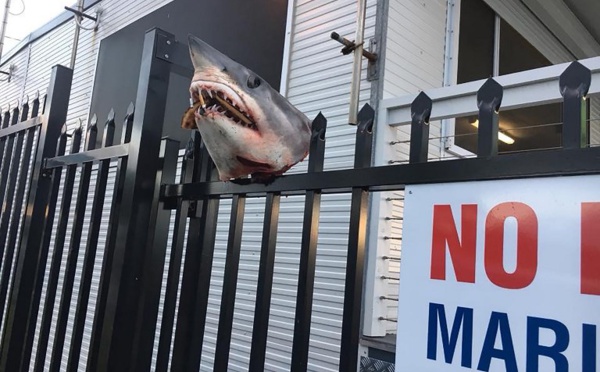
[[8, 0, 24, 16]]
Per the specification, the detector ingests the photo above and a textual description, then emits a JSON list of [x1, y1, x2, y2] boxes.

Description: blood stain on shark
[[181, 34, 312, 182]]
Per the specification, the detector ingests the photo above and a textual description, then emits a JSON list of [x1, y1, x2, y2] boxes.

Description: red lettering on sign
[[431, 205, 477, 283], [581, 203, 600, 295], [484, 202, 538, 289]]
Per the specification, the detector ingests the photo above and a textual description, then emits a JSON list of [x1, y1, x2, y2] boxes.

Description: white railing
[[362, 56, 600, 338]]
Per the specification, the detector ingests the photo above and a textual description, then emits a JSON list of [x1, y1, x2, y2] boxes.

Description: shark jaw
[[182, 35, 312, 182], [191, 80, 258, 132]]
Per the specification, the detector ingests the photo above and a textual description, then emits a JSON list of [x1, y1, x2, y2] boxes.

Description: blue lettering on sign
[[425, 303, 597, 370], [583, 324, 597, 372], [427, 302, 473, 368], [526, 316, 569, 372], [477, 312, 517, 371]]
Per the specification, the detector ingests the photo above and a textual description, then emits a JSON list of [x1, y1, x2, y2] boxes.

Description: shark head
[[181, 34, 312, 181]]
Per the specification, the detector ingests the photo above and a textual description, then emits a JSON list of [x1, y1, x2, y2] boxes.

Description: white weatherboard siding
[[368, 0, 600, 338], [363, 0, 447, 337], [202, 0, 377, 370], [0, 1, 175, 371], [0, 0, 380, 370]]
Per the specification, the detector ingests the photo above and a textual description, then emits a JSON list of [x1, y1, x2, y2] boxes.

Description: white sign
[[396, 175, 600, 371]]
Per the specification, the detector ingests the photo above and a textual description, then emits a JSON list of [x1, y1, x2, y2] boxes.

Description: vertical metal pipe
[[0, 0, 11, 62], [349, 0, 367, 125], [69, 0, 84, 69]]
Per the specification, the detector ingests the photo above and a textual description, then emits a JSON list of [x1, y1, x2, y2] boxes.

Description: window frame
[[441, 0, 572, 157]]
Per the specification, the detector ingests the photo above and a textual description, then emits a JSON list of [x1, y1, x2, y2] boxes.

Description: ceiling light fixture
[[471, 120, 515, 145]]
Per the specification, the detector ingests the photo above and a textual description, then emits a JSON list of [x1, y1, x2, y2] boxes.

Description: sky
[[1, 0, 74, 54]]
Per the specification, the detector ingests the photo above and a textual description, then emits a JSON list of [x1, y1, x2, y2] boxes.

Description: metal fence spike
[[31, 92, 40, 117], [409, 91, 433, 163], [102, 112, 115, 147], [126, 102, 135, 116], [311, 112, 327, 142], [85, 118, 98, 151], [11, 105, 20, 125], [121, 106, 134, 144], [20, 100, 29, 121], [477, 78, 503, 112], [559, 61, 591, 99], [477, 78, 504, 157], [560, 61, 591, 149], [357, 103, 375, 134], [88, 115, 98, 130]]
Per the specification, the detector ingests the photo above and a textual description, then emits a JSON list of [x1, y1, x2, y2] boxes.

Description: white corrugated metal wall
[[368, 0, 600, 340], [0, 0, 382, 370], [200, 1, 378, 370], [0, 1, 175, 370], [363, 0, 447, 338]]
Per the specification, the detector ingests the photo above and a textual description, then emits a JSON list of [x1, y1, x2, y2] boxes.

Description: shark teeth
[[195, 87, 257, 131]]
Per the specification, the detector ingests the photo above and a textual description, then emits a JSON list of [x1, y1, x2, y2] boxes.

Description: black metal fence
[[0, 27, 598, 372]]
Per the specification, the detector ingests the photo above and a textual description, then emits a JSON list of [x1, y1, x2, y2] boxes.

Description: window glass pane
[[456, 0, 495, 83], [454, 5, 572, 153], [454, 103, 563, 154], [498, 19, 552, 74]]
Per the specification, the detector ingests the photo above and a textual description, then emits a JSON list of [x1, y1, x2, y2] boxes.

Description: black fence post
[[95, 28, 174, 371], [476, 78, 503, 157], [409, 92, 432, 163], [339, 104, 375, 372], [560, 61, 592, 149], [0, 64, 72, 372], [291, 112, 327, 372]]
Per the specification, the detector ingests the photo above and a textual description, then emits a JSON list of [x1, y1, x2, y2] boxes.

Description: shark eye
[[247, 76, 261, 89]]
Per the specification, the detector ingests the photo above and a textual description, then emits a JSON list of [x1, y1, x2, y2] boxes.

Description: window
[[447, 0, 582, 154]]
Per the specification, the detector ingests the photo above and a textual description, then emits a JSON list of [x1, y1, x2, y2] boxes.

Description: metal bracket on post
[[155, 32, 174, 63], [331, 32, 379, 81], [0, 64, 15, 82]]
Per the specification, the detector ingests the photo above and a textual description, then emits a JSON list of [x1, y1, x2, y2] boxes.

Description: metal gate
[[0, 27, 598, 372]]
